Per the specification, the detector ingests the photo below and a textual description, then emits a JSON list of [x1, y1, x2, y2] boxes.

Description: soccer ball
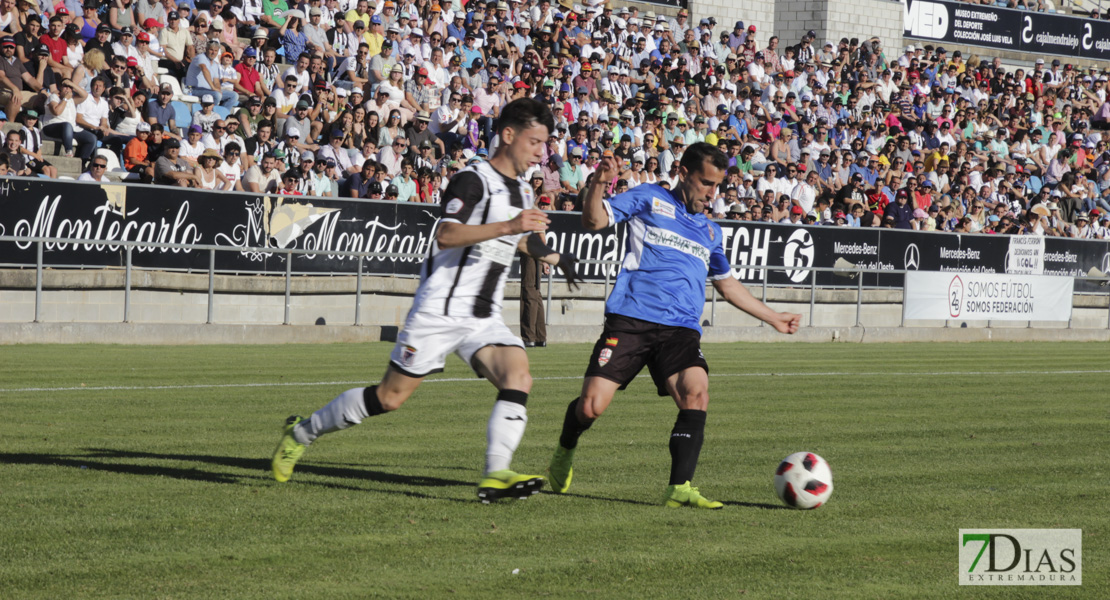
[[774, 452, 833, 509]]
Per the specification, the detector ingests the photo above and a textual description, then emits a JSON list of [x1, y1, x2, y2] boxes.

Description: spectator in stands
[[180, 124, 205, 165], [243, 150, 282, 192], [0, 35, 43, 120], [3, 129, 32, 176], [77, 154, 110, 181], [186, 40, 235, 109], [124, 121, 153, 182], [219, 142, 246, 191], [44, 78, 97, 162], [195, 148, 231, 190]]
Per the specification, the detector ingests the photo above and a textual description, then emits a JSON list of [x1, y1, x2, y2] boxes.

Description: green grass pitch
[[0, 342, 1104, 599]]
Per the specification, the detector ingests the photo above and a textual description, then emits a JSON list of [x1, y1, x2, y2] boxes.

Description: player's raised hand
[[769, 312, 802, 334], [509, 207, 551, 234], [594, 155, 620, 182]]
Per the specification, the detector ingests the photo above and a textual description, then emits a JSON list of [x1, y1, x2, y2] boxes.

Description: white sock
[[293, 387, 370, 445], [485, 400, 528, 475]]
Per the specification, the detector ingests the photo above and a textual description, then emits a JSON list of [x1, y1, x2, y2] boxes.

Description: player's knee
[[500, 372, 532, 394], [677, 389, 709, 411], [578, 396, 606, 420], [375, 390, 406, 412]]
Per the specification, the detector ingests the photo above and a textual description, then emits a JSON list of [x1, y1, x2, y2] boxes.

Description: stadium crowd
[[1, 0, 1110, 238]]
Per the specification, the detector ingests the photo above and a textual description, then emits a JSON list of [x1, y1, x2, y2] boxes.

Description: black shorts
[[584, 314, 708, 397]]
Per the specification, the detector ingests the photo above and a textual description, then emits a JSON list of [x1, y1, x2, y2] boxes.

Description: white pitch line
[[3, 369, 1110, 394]]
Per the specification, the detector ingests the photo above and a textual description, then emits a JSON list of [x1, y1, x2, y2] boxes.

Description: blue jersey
[[603, 184, 732, 333]]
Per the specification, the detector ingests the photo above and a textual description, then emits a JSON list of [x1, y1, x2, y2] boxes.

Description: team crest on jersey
[[707, 224, 715, 241], [445, 198, 464, 215], [522, 185, 535, 208], [651, 197, 676, 219], [605, 337, 618, 347], [598, 348, 613, 367], [401, 346, 418, 367]]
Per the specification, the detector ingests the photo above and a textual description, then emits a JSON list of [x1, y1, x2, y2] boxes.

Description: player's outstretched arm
[[713, 276, 801, 334], [519, 233, 585, 290], [437, 208, 551, 249], [581, 156, 620, 230]]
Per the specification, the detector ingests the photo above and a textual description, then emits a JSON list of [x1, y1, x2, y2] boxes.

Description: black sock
[[363, 386, 386, 417], [497, 389, 529, 407], [558, 397, 594, 450], [668, 409, 706, 485]]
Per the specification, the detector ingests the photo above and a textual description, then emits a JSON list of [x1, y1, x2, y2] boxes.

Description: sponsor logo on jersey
[[401, 345, 417, 367], [651, 197, 676, 219], [644, 226, 711, 268], [445, 198, 464, 214], [605, 337, 618, 347], [598, 347, 612, 367]]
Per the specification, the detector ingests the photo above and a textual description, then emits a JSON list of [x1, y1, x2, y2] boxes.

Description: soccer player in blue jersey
[[548, 142, 802, 508]]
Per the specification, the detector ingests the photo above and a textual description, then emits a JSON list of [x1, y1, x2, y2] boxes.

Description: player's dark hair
[[495, 97, 555, 138], [680, 142, 728, 176]]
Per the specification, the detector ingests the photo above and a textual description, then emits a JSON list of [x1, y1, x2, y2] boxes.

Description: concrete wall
[[820, 0, 904, 52], [667, 0, 906, 54], [2, 269, 1108, 340], [694, 0, 776, 45]]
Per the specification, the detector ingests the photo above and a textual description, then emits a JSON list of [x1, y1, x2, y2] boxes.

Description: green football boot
[[271, 415, 306, 482], [547, 445, 575, 494], [476, 470, 545, 503], [664, 481, 724, 509]]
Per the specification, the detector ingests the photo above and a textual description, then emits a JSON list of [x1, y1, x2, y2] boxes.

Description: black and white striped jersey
[[412, 161, 534, 319]]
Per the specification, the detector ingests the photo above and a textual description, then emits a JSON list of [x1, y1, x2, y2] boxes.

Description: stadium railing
[[3, 234, 1108, 330]]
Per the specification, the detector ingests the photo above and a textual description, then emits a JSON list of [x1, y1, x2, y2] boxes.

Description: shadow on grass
[[721, 500, 792, 510], [548, 491, 657, 506], [0, 449, 478, 503], [81, 448, 475, 489]]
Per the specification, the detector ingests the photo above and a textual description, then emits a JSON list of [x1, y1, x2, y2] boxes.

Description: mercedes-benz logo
[[1102, 252, 1110, 274], [904, 243, 920, 270]]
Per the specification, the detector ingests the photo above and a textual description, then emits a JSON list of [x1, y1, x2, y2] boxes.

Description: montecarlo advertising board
[[0, 179, 1107, 291], [903, 0, 1110, 61]]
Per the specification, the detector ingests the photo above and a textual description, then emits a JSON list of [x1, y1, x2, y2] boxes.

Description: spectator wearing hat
[[12, 109, 57, 178], [0, 36, 43, 120], [192, 93, 221, 133], [884, 188, 914, 229], [124, 121, 154, 181], [83, 23, 117, 64], [157, 11, 192, 78], [179, 123, 207, 165], [154, 137, 200, 186], [232, 47, 265, 103], [279, 9, 308, 63], [304, 7, 337, 62], [147, 83, 181, 138], [312, 127, 354, 175], [194, 147, 231, 190]]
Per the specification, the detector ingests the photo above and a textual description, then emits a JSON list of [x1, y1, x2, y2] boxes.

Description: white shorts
[[389, 311, 524, 378]]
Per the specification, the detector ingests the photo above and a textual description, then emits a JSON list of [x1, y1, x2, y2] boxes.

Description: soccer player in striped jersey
[[548, 142, 802, 508], [272, 98, 583, 502]]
